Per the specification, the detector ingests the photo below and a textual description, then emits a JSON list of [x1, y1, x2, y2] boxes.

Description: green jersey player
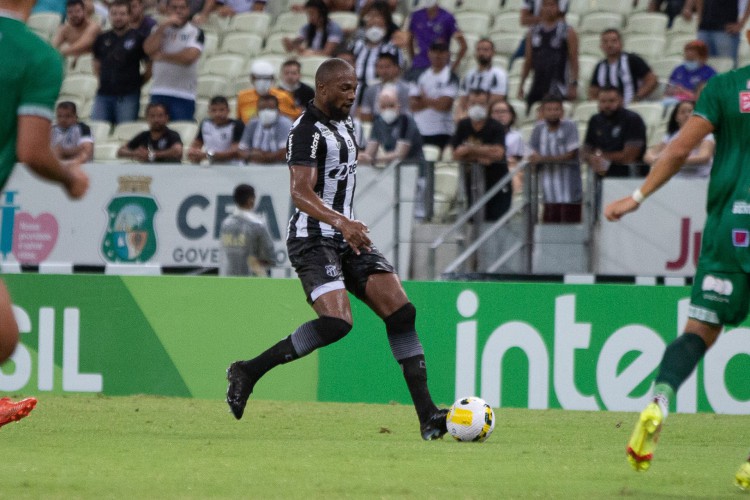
[[0, 0, 89, 429], [605, 32, 750, 489]]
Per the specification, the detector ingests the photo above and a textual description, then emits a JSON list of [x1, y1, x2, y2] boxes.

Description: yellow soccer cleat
[[626, 402, 663, 472], [735, 461, 750, 491]]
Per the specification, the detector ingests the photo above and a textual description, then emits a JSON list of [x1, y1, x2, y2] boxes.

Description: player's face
[[55, 108, 77, 129], [475, 41, 493, 65], [109, 5, 130, 30], [600, 32, 621, 57], [321, 69, 357, 120], [66, 4, 85, 26], [209, 103, 229, 124], [147, 106, 169, 131], [597, 90, 621, 116]]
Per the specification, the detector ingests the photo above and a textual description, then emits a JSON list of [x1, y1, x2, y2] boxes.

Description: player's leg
[[358, 271, 447, 440], [0, 279, 19, 364]]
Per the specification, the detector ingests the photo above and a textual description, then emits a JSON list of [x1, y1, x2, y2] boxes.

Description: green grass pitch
[[2, 394, 748, 499]]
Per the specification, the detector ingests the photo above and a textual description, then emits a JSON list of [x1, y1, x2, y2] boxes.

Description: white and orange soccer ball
[[446, 397, 495, 442]]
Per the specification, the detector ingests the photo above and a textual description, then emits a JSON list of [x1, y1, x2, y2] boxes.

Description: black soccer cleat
[[226, 361, 257, 420], [420, 408, 449, 441]]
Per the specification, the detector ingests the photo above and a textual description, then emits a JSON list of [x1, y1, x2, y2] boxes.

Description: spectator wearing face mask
[[664, 40, 717, 104], [237, 59, 301, 124], [238, 94, 293, 164]]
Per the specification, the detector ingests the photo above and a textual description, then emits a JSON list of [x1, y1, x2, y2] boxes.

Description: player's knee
[[384, 302, 416, 335], [316, 316, 352, 346], [0, 322, 19, 364]]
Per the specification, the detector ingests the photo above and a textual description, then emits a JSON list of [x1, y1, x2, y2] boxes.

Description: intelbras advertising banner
[[1, 276, 748, 415]]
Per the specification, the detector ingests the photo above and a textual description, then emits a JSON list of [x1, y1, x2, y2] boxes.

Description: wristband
[[632, 188, 646, 204]]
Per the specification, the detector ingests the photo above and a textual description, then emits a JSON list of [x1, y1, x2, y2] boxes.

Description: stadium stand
[[60, 75, 99, 101], [27, 12, 61, 41], [228, 11, 271, 35], [112, 121, 148, 142], [578, 12, 623, 34], [197, 75, 230, 100], [93, 142, 122, 161], [623, 34, 667, 60], [201, 54, 247, 79], [220, 32, 265, 57]]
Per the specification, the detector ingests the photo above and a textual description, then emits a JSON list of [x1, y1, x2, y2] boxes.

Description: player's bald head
[[315, 58, 355, 88]]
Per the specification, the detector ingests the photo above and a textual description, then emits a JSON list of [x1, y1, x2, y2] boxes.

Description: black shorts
[[287, 236, 395, 304]]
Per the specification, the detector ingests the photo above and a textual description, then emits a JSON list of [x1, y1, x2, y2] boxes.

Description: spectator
[[358, 52, 410, 122], [51, 101, 94, 164], [283, 0, 343, 57], [91, 0, 150, 125], [649, 0, 685, 27], [117, 102, 183, 162], [664, 40, 717, 104], [188, 95, 244, 164], [193, 0, 265, 25], [644, 100, 715, 178], [518, 0, 578, 110], [451, 89, 510, 222], [509, 0, 569, 69], [52, 0, 101, 60], [129, 0, 156, 38], [684, 0, 750, 68], [582, 86, 648, 178], [349, 1, 404, 106], [406, 0, 466, 81], [144, 0, 204, 121], [458, 38, 508, 120], [279, 59, 315, 113], [526, 94, 582, 223], [219, 183, 275, 277], [409, 41, 459, 151], [490, 100, 526, 195], [588, 29, 658, 105], [238, 94, 293, 164], [359, 85, 424, 166], [237, 59, 300, 123]]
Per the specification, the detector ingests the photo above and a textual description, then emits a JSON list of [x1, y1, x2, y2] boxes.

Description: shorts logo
[[702, 275, 733, 296], [733, 229, 749, 247], [740, 92, 750, 113], [325, 264, 338, 277]]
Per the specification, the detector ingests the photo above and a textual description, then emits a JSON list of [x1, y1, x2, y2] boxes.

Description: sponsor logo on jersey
[[310, 131, 320, 159], [732, 201, 750, 214], [287, 133, 293, 161], [740, 92, 750, 113], [702, 274, 733, 296], [733, 229, 749, 247]]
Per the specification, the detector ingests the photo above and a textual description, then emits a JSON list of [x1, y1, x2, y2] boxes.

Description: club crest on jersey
[[733, 229, 749, 247], [740, 92, 750, 113], [310, 131, 320, 159], [325, 264, 339, 277]]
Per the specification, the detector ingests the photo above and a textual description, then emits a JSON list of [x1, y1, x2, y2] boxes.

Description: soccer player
[[604, 31, 750, 488], [0, 0, 90, 428], [226, 58, 449, 440]]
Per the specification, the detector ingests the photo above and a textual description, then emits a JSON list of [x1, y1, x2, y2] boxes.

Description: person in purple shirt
[[130, 0, 156, 39], [664, 39, 717, 104], [406, 0, 466, 81]]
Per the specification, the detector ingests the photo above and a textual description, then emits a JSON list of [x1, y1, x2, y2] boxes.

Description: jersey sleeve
[[286, 120, 322, 167], [18, 44, 63, 122], [78, 123, 94, 144], [693, 74, 722, 128]]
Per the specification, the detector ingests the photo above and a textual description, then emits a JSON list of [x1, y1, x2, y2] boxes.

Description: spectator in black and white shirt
[[188, 96, 245, 164], [117, 102, 183, 163], [239, 94, 294, 164], [144, 0, 204, 121], [51, 101, 94, 164], [588, 29, 658, 105], [457, 38, 508, 121], [409, 41, 459, 151]]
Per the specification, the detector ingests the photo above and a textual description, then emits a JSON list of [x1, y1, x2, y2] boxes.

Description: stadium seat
[[299, 55, 328, 81], [455, 12, 493, 36], [272, 11, 307, 34], [423, 144, 442, 162], [232, 75, 251, 95], [670, 15, 698, 34], [433, 162, 460, 222], [519, 123, 534, 144], [666, 33, 697, 56], [707, 56, 734, 73], [263, 31, 295, 55], [492, 12, 525, 35], [112, 120, 148, 142], [578, 54, 599, 84], [228, 12, 271, 36], [201, 54, 247, 79], [498, 0, 524, 11], [599, 0, 636, 15], [194, 98, 209, 122], [170, 121, 199, 143], [219, 32, 264, 57], [649, 56, 682, 80], [454, 33, 479, 57], [66, 54, 95, 75], [578, 12, 623, 34], [648, 122, 667, 147], [566, 13, 580, 28], [87, 120, 113, 142], [579, 33, 602, 57], [203, 32, 219, 58], [56, 94, 84, 112], [455, 0, 500, 13], [492, 54, 509, 70], [567, 0, 593, 15], [60, 74, 98, 101], [93, 142, 122, 162], [489, 32, 522, 57], [625, 12, 668, 35], [27, 12, 61, 41], [197, 75, 230, 99], [329, 11, 358, 31], [623, 34, 666, 60], [572, 100, 599, 124], [627, 102, 664, 128]]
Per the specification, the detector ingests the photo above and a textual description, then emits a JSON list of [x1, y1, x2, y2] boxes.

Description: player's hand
[[604, 195, 640, 222], [63, 164, 89, 199], [339, 219, 372, 255]]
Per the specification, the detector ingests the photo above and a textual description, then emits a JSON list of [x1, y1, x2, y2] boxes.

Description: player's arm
[[289, 165, 371, 254], [16, 116, 88, 198], [604, 115, 714, 221]]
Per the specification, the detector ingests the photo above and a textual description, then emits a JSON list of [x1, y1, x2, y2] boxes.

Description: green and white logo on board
[[102, 176, 158, 263]]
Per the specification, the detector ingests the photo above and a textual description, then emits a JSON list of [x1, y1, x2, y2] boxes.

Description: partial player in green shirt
[[604, 32, 750, 489], [0, 0, 89, 430]]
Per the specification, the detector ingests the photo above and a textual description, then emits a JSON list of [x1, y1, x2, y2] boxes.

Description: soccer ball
[[446, 397, 495, 442]]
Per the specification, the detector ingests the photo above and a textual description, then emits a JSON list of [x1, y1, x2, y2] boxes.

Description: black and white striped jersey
[[286, 103, 359, 241]]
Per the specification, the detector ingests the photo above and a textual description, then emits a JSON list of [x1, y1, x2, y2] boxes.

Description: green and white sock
[[653, 383, 674, 420]]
